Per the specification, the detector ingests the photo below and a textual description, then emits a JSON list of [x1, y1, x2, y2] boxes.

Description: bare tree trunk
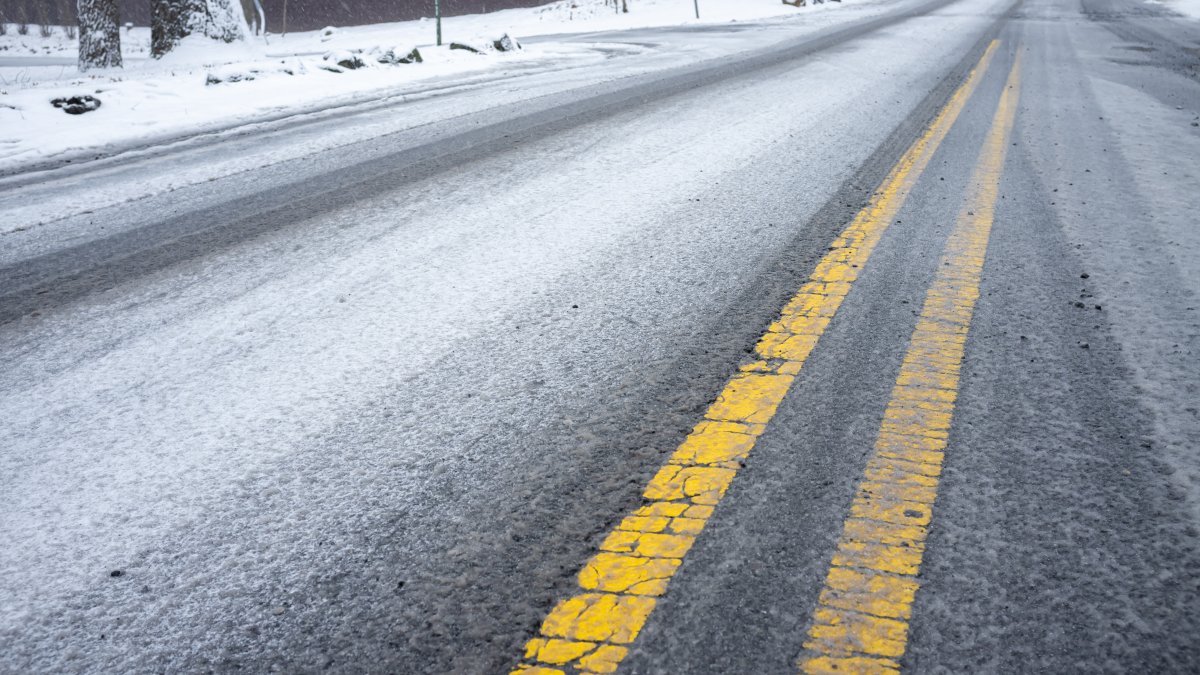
[[152, 0, 192, 57], [77, 0, 122, 71], [152, 0, 248, 58], [38, 3, 53, 38], [60, 0, 78, 38]]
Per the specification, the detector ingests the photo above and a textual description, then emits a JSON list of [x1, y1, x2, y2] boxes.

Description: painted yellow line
[[510, 40, 1002, 675], [798, 52, 1022, 675]]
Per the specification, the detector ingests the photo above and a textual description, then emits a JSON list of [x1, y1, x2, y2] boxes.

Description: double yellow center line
[[512, 40, 1017, 675]]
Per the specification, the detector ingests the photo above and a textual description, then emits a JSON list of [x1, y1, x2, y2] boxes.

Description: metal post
[[693, 0, 700, 19], [435, 0, 442, 46]]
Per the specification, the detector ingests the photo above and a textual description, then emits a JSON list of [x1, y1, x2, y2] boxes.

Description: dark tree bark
[[152, 0, 248, 58], [77, 0, 122, 71], [152, 0, 192, 56]]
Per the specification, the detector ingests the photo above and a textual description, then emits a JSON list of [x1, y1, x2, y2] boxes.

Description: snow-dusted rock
[[450, 33, 522, 55], [205, 68, 258, 85], [319, 26, 339, 42], [493, 33, 522, 52], [50, 95, 102, 115], [449, 41, 485, 54], [324, 49, 366, 70], [378, 47, 423, 65]]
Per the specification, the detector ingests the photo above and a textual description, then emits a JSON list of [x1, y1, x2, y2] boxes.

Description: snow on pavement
[[0, 0, 1009, 667]]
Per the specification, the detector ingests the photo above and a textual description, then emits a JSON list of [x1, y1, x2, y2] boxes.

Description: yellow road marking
[[511, 40, 1002, 675], [798, 52, 1023, 675]]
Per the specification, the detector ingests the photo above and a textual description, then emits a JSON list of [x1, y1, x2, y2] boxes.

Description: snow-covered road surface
[[2, 0, 1199, 671]]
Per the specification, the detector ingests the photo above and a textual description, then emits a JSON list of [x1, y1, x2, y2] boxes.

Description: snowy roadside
[[0, 36, 615, 176], [1148, 0, 1200, 19], [0, 0, 853, 176]]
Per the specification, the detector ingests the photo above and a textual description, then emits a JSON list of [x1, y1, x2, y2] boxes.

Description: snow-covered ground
[[0, 0, 856, 175], [1150, 0, 1200, 18]]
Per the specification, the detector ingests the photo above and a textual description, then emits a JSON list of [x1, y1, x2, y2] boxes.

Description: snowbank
[[1153, 0, 1200, 18], [0, 0, 855, 174]]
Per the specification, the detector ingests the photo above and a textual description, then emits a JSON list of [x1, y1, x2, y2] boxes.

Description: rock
[[378, 47, 423, 65], [452, 34, 521, 54], [324, 50, 365, 70], [319, 26, 338, 42], [205, 70, 257, 85], [110, 569, 123, 577], [51, 95, 102, 115], [493, 33, 522, 52]]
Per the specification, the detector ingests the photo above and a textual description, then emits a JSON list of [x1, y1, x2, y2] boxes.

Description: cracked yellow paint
[[512, 39, 1004, 675], [705, 373, 795, 424], [634, 501, 690, 518], [578, 553, 681, 596], [799, 50, 1022, 674], [577, 645, 627, 673], [524, 638, 599, 665], [756, 332, 821, 362], [540, 594, 655, 644], [831, 540, 924, 577], [806, 608, 909, 658], [600, 531, 695, 559], [669, 425, 757, 466], [819, 567, 920, 619], [643, 465, 736, 504], [802, 655, 901, 675], [513, 666, 567, 675]]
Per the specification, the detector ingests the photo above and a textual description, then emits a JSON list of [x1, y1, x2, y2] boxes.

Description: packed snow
[[0, 0, 861, 174], [1156, 0, 1200, 18]]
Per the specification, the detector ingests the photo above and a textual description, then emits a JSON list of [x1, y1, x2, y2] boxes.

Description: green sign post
[[435, 0, 443, 46]]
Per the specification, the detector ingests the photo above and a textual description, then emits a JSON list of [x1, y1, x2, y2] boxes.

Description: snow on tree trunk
[[152, 0, 249, 58], [77, 0, 122, 71], [199, 0, 249, 42]]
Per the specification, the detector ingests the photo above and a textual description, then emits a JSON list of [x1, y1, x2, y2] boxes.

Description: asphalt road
[[1, 0, 1198, 672]]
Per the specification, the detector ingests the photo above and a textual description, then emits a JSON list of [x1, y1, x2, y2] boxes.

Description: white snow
[[1148, 0, 1200, 18], [0, 0, 860, 174]]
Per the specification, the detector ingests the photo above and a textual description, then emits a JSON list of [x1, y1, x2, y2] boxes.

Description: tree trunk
[[152, 0, 248, 58], [77, 0, 122, 71]]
